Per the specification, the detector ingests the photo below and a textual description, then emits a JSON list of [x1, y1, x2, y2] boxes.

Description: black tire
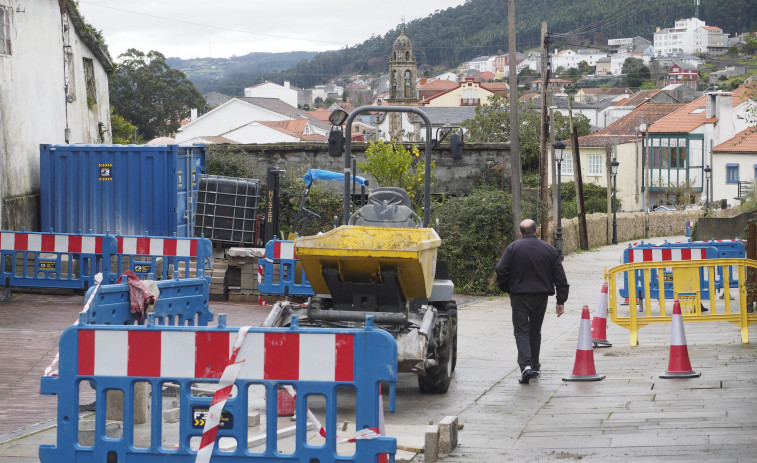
[[418, 311, 455, 393]]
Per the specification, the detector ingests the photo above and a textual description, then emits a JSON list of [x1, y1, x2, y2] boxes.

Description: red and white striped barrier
[[273, 240, 296, 260], [627, 247, 707, 263], [0, 232, 103, 254], [117, 236, 198, 257], [76, 330, 355, 381], [660, 299, 700, 379]]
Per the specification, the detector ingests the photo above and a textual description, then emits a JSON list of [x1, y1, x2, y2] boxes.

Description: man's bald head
[[520, 219, 537, 237]]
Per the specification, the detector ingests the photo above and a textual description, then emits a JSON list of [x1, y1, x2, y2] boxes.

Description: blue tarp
[[302, 169, 367, 188]]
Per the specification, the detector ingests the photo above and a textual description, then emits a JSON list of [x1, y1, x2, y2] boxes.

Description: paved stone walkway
[[1, 236, 756, 462]]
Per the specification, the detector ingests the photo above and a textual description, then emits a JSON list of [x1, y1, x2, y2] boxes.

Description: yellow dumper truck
[[264, 106, 460, 393]]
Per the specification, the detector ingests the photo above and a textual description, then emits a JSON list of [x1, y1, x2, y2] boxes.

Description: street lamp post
[[553, 140, 566, 260], [611, 159, 620, 245], [704, 165, 712, 212]]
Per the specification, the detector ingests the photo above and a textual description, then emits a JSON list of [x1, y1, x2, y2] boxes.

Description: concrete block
[[163, 407, 180, 423], [248, 412, 261, 427], [424, 424, 439, 463], [438, 415, 458, 453]]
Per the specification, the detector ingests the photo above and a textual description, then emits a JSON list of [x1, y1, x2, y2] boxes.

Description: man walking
[[495, 219, 569, 384]]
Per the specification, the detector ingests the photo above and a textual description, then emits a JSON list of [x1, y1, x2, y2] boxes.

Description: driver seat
[[349, 187, 421, 228]]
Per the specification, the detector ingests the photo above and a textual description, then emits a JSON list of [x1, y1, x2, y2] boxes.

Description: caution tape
[[281, 384, 386, 445], [43, 273, 103, 377], [195, 325, 250, 463]]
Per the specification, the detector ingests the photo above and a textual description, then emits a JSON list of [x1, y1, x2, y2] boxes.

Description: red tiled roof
[[258, 119, 309, 138], [577, 102, 685, 147], [480, 82, 509, 93], [649, 84, 752, 134], [713, 128, 757, 153], [419, 80, 458, 90], [307, 108, 332, 122]]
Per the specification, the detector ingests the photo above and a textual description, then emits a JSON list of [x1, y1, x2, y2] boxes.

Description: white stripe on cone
[[660, 299, 699, 378], [591, 281, 611, 345], [563, 306, 605, 381]]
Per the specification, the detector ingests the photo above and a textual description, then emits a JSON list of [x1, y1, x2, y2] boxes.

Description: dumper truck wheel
[[434, 301, 458, 372], [418, 312, 454, 393]]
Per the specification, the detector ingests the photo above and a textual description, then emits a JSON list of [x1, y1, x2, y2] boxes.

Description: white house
[[653, 17, 706, 55], [711, 128, 757, 203], [0, 1, 113, 229], [176, 97, 331, 145], [466, 56, 495, 73], [244, 81, 298, 108], [552, 49, 606, 71], [647, 86, 753, 207]]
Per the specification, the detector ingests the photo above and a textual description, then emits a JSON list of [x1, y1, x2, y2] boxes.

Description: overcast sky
[[76, 1, 467, 61]]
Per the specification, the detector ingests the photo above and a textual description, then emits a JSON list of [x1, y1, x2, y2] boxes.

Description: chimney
[[705, 93, 716, 119], [190, 108, 198, 121], [284, 81, 290, 89], [713, 92, 735, 146]]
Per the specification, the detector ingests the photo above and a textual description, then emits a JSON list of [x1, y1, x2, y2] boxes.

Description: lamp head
[[611, 159, 620, 175], [552, 139, 566, 162]]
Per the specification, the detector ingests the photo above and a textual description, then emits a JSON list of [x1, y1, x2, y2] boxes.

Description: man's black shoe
[[519, 368, 536, 384]]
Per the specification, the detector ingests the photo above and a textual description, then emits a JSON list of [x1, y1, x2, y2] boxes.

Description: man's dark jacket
[[495, 235, 569, 304]]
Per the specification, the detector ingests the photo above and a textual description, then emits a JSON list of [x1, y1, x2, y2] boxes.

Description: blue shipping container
[[40, 144, 206, 237]]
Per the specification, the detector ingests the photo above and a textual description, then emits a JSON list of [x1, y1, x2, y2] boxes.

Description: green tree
[[461, 95, 548, 172], [622, 57, 647, 88], [553, 111, 591, 141], [109, 107, 141, 144], [109, 49, 207, 141], [358, 140, 434, 211]]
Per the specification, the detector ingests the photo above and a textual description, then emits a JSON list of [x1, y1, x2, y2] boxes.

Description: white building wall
[[0, 0, 111, 227], [610, 52, 651, 75], [176, 100, 290, 143], [244, 82, 298, 108]]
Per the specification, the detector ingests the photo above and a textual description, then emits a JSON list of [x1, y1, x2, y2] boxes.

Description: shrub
[[432, 187, 513, 295]]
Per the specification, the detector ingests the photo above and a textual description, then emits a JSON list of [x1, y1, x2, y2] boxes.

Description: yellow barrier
[[607, 258, 757, 346]]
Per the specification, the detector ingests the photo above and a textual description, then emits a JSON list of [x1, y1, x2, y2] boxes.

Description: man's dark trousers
[[510, 293, 548, 372]]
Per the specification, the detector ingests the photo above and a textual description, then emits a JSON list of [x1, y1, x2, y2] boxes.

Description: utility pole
[[567, 95, 588, 250], [539, 22, 550, 241], [508, 0, 521, 240]]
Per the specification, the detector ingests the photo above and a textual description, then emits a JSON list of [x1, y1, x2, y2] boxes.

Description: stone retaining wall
[[551, 210, 706, 256]]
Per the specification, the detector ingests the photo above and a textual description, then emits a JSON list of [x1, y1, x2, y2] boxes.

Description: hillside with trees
[[187, 0, 756, 95]]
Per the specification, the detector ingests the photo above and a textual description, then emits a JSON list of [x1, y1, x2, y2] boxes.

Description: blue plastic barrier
[[257, 238, 314, 297], [79, 277, 214, 326], [684, 220, 693, 237], [40, 315, 398, 462], [620, 240, 744, 300], [110, 235, 213, 283], [0, 230, 115, 291]]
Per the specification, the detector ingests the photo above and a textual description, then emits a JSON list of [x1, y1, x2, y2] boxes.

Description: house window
[[726, 164, 739, 184], [587, 155, 603, 176], [83, 58, 97, 109], [0, 5, 11, 56], [559, 155, 574, 175]]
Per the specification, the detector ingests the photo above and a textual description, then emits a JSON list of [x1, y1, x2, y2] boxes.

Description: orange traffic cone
[[660, 299, 700, 379], [591, 281, 612, 348], [563, 306, 606, 382]]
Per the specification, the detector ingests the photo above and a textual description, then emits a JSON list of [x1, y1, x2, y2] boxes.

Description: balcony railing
[[460, 98, 480, 106]]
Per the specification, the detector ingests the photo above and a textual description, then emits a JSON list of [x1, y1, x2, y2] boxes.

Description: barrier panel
[[0, 230, 116, 293], [257, 238, 314, 297], [40, 315, 398, 462], [620, 240, 745, 300], [109, 235, 213, 283], [608, 257, 757, 346], [684, 220, 693, 237], [79, 277, 214, 326]]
